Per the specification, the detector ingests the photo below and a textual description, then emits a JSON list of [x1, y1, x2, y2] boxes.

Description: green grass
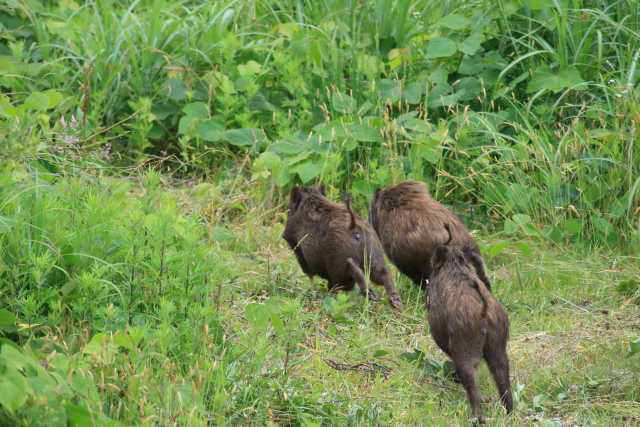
[[1, 164, 638, 425], [1, 0, 640, 424], [1, 0, 639, 247]]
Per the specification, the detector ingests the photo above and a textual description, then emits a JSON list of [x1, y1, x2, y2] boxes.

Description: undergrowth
[[0, 161, 639, 425]]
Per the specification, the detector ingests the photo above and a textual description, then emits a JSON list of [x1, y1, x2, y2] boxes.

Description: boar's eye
[[352, 231, 362, 242]]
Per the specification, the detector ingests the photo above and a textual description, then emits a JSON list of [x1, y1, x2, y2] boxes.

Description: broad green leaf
[[348, 124, 382, 143], [23, 92, 49, 111], [460, 32, 483, 55], [254, 151, 282, 171], [403, 82, 424, 104], [629, 338, 640, 356], [66, 403, 98, 427], [332, 91, 356, 114], [373, 349, 390, 358], [223, 128, 267, 147], [1, 344, 28, 371], [270, 139, 310, 155], [458, 54, 484, 75], [401, 117, 432, 134], [456, 77, 481, 101], [182, 102, 209, 119], [248, 93, 275, 112], [0, 367, 29, 413], [196, 120, 224, 142], [429, 91, 461, 108], [293, 160, 323, 184], [527, 65, 584, 93], [412, 137, 442, 164], [165, 78, 188, 101], [237, 60, 262, 77], [378, 79, 402, 102], [0, 309, 15, 330], [178, 114, 198, 135], [512, 214, 532, 225], [483, 241, 510, 257], [426, 37, 457, 59], [440, 14, 470, 30]]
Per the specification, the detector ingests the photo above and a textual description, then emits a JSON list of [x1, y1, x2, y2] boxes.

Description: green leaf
[[0, 309, 16, 330], [412, 137, 442, 164], [456, 77, 481, 101], [426, 37, 458, 58], [254, 152, 282, 171], [332, 91, 356, 114], [460, 32, 483, 55], [403, 82, 424, 104], [348, 124, 382, 143], [378, 79, 402, 102], [440, 14, 471, 30], [293, 160, 323, 184], [527, 65, 584, 94], [373, 349, 390, 358], [165, 78, 188, 101], [483, 241, 510, 257], [196, 120, 224, 142], [182, 102, 209, 119], [400, 348, 425, 362], [66, 403, 98, 427], [178, 115, 198, 136], [629, 338, 640, 356], [223, 128, 267, 147], [0, 366, 29, 413], [237, 60, 262, 77], [23, 92, 49, 111]]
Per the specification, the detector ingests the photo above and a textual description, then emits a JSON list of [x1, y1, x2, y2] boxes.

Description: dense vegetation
[[1, 0, 639, 425]]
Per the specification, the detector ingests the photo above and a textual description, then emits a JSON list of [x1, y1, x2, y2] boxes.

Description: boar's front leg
[[371, 266, 404, 310], [346, 258, 380, 302]]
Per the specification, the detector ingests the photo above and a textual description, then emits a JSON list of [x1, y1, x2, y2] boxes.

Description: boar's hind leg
[[371, 267, 404, 310], [485, 347, 513, 414], [454, 359, 485, 424], [346, 258, 380, 302]]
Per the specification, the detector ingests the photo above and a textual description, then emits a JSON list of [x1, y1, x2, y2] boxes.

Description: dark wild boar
[[282, 186, 403, 310], [428, 224, 513, 423], [369, 180, 490, 289]]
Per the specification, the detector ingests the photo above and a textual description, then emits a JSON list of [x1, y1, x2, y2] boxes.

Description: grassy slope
[[1, 170, 638, 425]]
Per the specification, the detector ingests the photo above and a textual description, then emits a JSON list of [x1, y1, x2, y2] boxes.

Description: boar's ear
[[431, 246, 449, 272], [318, 184, 326, 195], [289, 186, 303, 212]]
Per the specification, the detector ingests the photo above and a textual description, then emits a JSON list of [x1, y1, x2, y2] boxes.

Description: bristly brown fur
[[369, 180, 492, 290], [282, 186, 403, 310], [428, 229, 513, 423]]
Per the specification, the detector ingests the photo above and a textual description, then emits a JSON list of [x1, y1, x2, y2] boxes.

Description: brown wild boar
[[282, 186, 403, 310], [428, 224, 512, 423], [369, 180, 491, 289]]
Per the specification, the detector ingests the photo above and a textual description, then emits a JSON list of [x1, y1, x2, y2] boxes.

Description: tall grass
[[0, 0, 638, 248]]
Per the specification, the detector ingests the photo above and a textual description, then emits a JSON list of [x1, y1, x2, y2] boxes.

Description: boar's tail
[[342, 192, 356, 230], [472, 277, 491, 320]]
